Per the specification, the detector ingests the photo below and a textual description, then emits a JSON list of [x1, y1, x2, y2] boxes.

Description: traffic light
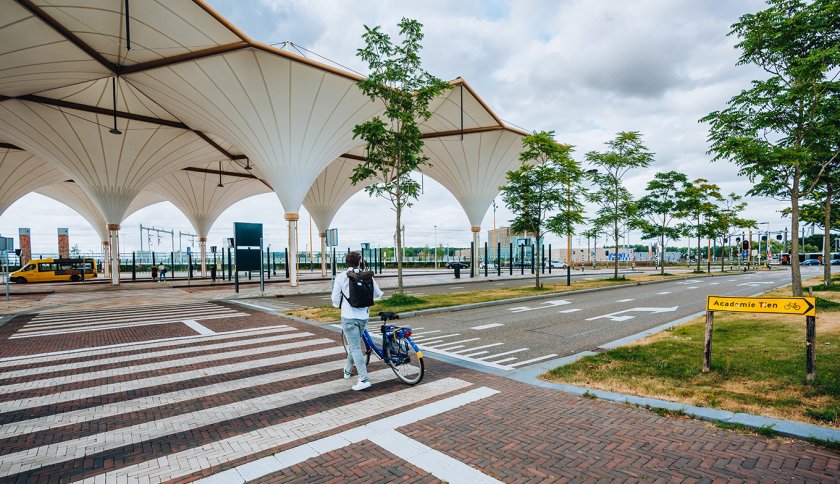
[[742, 240, 750, 251], [776, 234, 782, 240], [761, 235, 767, 241]]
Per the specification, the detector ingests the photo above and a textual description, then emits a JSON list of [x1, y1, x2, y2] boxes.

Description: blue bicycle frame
[[362, 324, 423, 363]]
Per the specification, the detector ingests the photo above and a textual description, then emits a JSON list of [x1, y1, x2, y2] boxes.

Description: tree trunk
[[721, 236, 725, 273], [824, 182, 832, 288], [535, 232, 541, 288], [696, 218, 701, 273], [660, 234, 666, 275], [791, 166, 802, 296], [396, 200, 404, 293], [613, 220, 619, 279]]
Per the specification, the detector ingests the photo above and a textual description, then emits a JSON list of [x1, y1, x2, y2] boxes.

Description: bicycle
[[341, 311, 425, 385], [784, 301, 801, 311]]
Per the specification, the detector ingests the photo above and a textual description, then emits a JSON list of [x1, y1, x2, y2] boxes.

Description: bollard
[[454, 263, 461, 279]]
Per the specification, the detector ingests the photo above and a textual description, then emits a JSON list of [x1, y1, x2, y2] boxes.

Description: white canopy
[[0, 146, 66, 216]]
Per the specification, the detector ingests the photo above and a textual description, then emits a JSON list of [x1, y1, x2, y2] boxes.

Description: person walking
[[151, 264, 158, 282], [332, 251, 383, 391], [159, 264, 167, 282]]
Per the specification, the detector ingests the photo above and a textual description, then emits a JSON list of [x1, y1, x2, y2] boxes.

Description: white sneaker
[[342, 368, 352, 379], [352, 378, 371, 391]]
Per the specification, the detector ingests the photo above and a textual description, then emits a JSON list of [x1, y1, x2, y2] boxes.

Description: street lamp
[[758, 222, 770, 268]]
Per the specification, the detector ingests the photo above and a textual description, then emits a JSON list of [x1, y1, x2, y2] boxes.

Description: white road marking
[[0, 336, 324, 395], [585, 306, 679, 322], [508, 354, 559, 367], [0, 331, 302, 379], [412, 333, 459, 342], [459, 351, 489, 357], [183, 319, 215, 335], [8, 369, 400, 478], [470, 323, 504, 330], [558, 308, 582, 314], [686, 286, 699, 289], [479, 348, 528, 360], [616, 298, 635, 303], [0, 326, 292, 367], [10, 313, 249, 339], [0, 346, 345, 412], [451, 343, 504, 354], [656, 291, 672, 295], [426, 338, 481, 348], [89, 378, 476, 483], [451, 286, 465, 289], [710, 282, 719, 285], [491, 357, 519, 364], [410, 330, 442, 336], [195, 387, 501, 484], [0, 359, 347, 438]]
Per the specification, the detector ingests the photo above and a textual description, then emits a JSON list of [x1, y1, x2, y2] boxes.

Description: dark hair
[[345, 251, 361, 268]]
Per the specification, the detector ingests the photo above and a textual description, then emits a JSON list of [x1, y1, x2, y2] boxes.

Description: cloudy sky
[[3, 0, 802, 256]]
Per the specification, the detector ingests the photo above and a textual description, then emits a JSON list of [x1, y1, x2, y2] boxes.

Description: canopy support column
[[102, 240, 110, 277], [107, 224, 120, 286], [320, 232, 327, 277], [286, 213, 299, 287], [199, 237, 207, 278], [471, 226, 481, 277]]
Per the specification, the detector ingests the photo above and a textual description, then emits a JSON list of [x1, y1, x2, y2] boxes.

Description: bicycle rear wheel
[[384, 335, 424, 385], [341, 328, 372, 365]]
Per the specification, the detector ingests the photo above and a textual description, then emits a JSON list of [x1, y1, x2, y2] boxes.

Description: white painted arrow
[[586, 306, 679, 322], [507, 299, 571, 313]]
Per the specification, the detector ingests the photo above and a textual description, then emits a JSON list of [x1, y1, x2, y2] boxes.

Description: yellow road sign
[[706, 296, 816, 316]]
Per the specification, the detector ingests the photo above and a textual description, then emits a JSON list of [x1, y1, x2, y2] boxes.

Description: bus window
[[20, 263, 36, 272], [38, 263, 57, 272]]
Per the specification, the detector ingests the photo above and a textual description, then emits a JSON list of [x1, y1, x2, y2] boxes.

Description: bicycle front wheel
[[341, 328, 372, 365], [384, 335, 424, 385]]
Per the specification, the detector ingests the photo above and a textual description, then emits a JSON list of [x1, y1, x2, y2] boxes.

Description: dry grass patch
[[544, 278, 840, 428]]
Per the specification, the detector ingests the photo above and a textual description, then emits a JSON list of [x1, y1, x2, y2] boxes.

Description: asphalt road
[[387, 268, 821, 371]]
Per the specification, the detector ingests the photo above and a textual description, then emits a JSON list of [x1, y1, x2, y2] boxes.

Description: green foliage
[[700, 0, 840, 296], [632, 171, 689, 274], [586, 131, 653, 279], [381, 293, 425, 307], [500, 131, 583, 288], [351, 18, 451, 292], [582, 390, 598, 399], [815, 297, 840, 311], [804, 406, 838, 423]]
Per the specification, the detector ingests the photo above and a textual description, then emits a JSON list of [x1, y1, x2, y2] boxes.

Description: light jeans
[[342, 317, 369, 381]]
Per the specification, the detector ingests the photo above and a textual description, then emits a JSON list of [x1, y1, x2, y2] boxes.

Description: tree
[[351, 18, 451, 293], [500, 131, 582, 288], [705, 194, 755, 272], [586, 131, 653, 279], [678, 178, 724, 273], [700, 0, 840, 296], [632, 171, 689, 275]]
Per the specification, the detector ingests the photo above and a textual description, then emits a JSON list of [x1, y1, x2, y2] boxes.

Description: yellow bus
[[11, 258, 98, 283]]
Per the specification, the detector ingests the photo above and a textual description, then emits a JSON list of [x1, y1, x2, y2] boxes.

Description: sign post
[[704, 295, 817, 380], [0, 236, 13, 301], [233, 223, 263, 294]]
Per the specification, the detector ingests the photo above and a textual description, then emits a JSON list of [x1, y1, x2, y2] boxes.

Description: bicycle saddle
[[379, 311, 398, 321]]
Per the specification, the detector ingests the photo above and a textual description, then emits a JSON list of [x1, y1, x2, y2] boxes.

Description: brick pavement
[[0, 300, 836, 482]]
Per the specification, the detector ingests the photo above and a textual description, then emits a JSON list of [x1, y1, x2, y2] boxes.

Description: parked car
[[801, 259, 822, 266], [549, 260, 567, 269], [830, 259, 840, 266], [445, 261, 469, 269]]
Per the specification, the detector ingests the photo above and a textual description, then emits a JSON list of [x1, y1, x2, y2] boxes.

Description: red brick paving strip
[[250, 440, 441, 483]]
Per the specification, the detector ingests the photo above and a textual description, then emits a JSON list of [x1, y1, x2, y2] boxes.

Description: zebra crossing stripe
[[23, 306, 238, 328], [426, 338, 480, 348], [10, 313, 250, 339], [79, 378, 473, 483], [0, 359, 348, 438], [0, 336, 324, 394], [0, 332, 306, 379], [25, 303, 224, 322], [478, 348, 528, 360], [0, 326, 292, 368], [0, 368, 400, 478], [508, 354, 559, 367], [451, 343, 504, 354], [199, 387, 501, 483], [0, 346, 345, 412]]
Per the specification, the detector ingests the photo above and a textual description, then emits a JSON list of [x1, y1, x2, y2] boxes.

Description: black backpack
[[343, 270, 375, 308]]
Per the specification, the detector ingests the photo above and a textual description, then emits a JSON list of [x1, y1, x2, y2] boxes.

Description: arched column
[[285, 213, 300, 287], [107, 224, 120, 286], [471, 226, 481, 277], [320, 232, 327, 277], [101, 240, 110, 277], [199, 237, 207, 278]]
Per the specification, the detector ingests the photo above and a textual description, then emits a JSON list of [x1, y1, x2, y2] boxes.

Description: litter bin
[[453, 263, 461, 279]]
